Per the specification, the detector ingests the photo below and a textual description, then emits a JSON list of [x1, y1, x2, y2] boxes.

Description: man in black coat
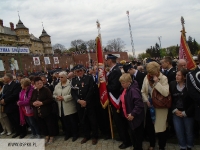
[[123, 62, 146, 90], [52, 72, 60, 87], [186, 55, 200, 121], [106, 54, 131, 149], [88, 66, 111, 140], [71, 65, 98, 145], [41, 76, 54, 94], [161, 56, 176, 84], [0, 73, 26, 138]]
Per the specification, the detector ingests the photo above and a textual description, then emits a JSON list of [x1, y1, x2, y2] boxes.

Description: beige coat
[[141, 73, 169, 133], [53, 80, 77, 117]]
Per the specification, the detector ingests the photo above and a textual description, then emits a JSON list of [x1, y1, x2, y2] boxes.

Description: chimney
[[0, 19, 3, 27], [10, 22, 14, 30]]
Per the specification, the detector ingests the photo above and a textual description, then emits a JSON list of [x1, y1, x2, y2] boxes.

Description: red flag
[[179, 33, 196, 70], [96, 36, 109, 109]]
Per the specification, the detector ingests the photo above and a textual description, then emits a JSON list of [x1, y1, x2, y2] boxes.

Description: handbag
[[152, 88, 172, 108]]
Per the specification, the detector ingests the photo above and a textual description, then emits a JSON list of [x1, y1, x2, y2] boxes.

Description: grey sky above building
[[1, 0, 200, 56]]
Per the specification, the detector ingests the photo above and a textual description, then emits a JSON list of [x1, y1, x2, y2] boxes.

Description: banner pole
[[108, 104, 114, 140], [96, 20, 114, 141]]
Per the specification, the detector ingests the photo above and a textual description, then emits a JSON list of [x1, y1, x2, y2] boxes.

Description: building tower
[[14, 19, 30, 46], [39, 28, 53, 54]]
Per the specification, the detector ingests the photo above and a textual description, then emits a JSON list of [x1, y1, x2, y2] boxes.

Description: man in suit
[[52, 72, 60, 87], [161, 56, 176, 84], [0, 73, 26, 138], [106, 54, 132, 149], [123, 62, 146, 90], [71, 65, 98, 145], [161, 56, 176, 137]]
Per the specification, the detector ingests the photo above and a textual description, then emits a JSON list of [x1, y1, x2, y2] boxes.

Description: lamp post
[[17, 44, 22, 72]]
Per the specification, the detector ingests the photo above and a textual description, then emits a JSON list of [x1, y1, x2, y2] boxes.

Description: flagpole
[[96, 20, 114, 141]]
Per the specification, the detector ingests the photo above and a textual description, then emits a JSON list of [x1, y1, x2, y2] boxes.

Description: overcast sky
[[1, 0, 200, 56]]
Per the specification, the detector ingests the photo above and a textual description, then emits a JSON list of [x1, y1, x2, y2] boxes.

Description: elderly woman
[[53, 71, 78, 142], [170, 69, 194, 150], [119, 73, 144, 150], [17, 78, 40, 139], [30, 77, 56, 144], [0, 80, 12, 136], [141, 61, 169, 150]]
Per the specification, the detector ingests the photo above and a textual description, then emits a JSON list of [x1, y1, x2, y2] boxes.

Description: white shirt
[[133, 70, 138, 78]]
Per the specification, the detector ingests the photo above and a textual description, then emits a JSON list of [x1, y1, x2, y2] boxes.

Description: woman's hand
[[33, 101, 43, 107], [147, 101, 151, 107], [57, 96, 63, 101], [153, 75, 159, 83], [127, 113, 134, 121], [175, 110, 183, 117]]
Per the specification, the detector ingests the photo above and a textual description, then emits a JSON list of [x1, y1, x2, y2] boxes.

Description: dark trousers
[[95, 101, 110, 136], [145, 109, 156, 147], [131, 122, 144, 150], [78, 107, 98, 139], [111, 104, 131, 145], [37, 114, 57, 136], [7, 112, 26, 135], [25, 116, 40, 135], [61, 112, 79, 138], [145, 109, 167, 149]]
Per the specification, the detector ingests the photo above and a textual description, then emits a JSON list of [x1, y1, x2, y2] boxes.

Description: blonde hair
[[0, 78, 4, 82], [20, 78, 31, 87], [119, 73, 132, 83], [146, 62, 160, 75]]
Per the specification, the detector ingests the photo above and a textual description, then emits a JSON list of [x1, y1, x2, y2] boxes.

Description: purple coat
[[124, 81, 144, 130]]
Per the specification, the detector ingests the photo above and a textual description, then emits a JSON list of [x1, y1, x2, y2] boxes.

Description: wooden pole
[[108, 103, 114, 140]]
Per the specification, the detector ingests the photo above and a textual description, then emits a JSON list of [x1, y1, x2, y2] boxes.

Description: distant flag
[[179, 16, 196, 70]]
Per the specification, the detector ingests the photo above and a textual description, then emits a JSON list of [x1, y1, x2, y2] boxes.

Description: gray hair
[[5, 73, 13, 80], [59, 71, 68, 77]]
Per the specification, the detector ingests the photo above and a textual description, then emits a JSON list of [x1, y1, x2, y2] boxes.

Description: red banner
[[179, 33, 196, 70], [96, 36, 109, 109]]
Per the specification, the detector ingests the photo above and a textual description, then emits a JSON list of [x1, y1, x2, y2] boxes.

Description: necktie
[[163, 70, 168, 76]]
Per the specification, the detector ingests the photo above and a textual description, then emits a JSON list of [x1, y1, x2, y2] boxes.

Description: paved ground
[[0, 133, 200, 150]]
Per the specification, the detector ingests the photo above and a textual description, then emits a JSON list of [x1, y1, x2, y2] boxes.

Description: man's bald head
[[67, 72, 74, 79], [177, 59, 187, 71]]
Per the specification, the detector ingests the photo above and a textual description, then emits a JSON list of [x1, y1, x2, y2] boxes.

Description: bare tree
[[106, 38, 125, 52], [86, 40, 96, 50], [52, 43, 66, 52], [70, 39, 85, 50]]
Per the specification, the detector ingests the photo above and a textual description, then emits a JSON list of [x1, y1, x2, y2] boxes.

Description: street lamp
[[17, 44, 22, 72], [158, 36, 162, 49]]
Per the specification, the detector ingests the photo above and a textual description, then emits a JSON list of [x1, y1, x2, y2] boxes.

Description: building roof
[[15, 19, 28, 29], [40, 29, 50, 37], [30, 33, 42, 42], [2, 26, 16, 36]]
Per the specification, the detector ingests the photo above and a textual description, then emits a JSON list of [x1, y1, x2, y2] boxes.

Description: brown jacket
[[30, 86, 53, 118]]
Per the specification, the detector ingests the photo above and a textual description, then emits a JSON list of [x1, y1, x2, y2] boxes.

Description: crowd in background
[[0, 53, 199, 150]]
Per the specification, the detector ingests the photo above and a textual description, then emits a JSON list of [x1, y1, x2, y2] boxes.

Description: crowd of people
[[0, 53, 199, 150]]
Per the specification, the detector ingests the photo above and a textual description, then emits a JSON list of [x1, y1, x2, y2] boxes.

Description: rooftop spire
[[42, 21, 44, 29], [18, 11, 20, 20]]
